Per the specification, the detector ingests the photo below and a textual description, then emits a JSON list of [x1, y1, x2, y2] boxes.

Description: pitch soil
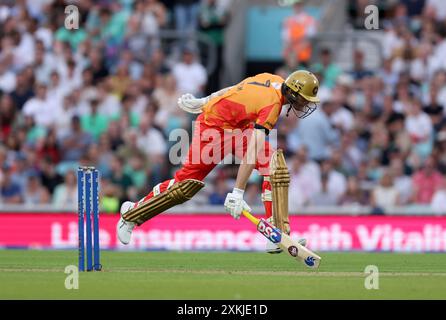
[[0, 250, 445, 299]]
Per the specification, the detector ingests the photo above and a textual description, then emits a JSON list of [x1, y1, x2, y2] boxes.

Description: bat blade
[[278, 232, 321, 269], [241, 210, 321, 269]]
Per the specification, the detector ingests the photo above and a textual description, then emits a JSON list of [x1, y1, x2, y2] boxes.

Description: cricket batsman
[[117, 70, 320, 253]]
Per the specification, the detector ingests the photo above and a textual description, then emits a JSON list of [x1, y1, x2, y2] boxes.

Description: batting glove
[[224, 188, 251, 220], [177, 93, 207, 114]]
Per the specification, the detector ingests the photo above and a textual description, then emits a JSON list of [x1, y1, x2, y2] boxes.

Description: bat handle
[[242, 210, 260, 225]]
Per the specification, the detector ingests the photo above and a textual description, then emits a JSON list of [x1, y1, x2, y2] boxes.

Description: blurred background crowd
[[1, 0, 446, 215]]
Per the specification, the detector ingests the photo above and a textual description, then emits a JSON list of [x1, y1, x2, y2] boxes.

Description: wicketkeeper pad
[[122, 179, 204, 225], [270, 149, 290, 234]]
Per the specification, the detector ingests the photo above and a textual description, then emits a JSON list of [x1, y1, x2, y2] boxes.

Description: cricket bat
[[242, 210, 321, 269]]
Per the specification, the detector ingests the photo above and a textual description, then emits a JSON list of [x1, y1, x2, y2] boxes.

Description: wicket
[[78, 166, 101, 272]]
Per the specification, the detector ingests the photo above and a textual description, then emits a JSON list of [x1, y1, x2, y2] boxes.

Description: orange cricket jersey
[[201, 73, 285, 130]]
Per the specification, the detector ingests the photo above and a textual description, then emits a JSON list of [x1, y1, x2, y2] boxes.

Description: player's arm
[[224, 127, 267, 220], [177, 86, 233, 114], [234, 127, 266, 190]]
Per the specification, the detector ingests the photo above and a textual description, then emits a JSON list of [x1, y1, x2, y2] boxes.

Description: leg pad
[[271, 150, 290, 234], [123, 179, 204, 225]]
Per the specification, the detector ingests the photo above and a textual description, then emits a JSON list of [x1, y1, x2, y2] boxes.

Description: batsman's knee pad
[[123, 179, 204, 225]]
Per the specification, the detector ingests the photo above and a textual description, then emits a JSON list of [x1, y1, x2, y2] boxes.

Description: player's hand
[[224, 189, 251, 220], [177, 93, 207, 114]]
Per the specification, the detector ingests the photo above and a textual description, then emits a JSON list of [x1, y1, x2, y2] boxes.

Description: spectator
[[330, 86, 355, 132], [386, 113, 412, 157], [411, 156, 444, 204], [137, 112, 167, 162], [9, 153, 32, 193], [339, 176, 368, 206], [289, 154, 320, 210], [435, 131, 446, 173], [389, 158, 413, 205], [36, 128, 61, 164], [287, 100, 339, 161], [52, 170, 77, 207], [59, 115, 93, 162], [54, 15, 88, 50], [410, 42, 436, 83], [109, 156, 133, 202], [431, 177, 446, 214], [108, 120, 126, 151], [95, 81, 121, 118], [23, 173, 50, 205], [198, 0, 230, 94], [39, 157, 63, 195], [295, 145, 320, 178], [0, 93, 17, 140], [172, 47, 207, 96], [174, 0, 200, 34], [378, 59, 399, 90], [338, 131, 363, 175], [87, 49, 109, 82], [96, 134, 116, 178], [10, 70, 34, 110], [109, 63, 132, 98], [22, 83, 59, 128], [424, 0, 446, 22], [371, 170, 400, 213], [125, 154, 149, 192], [309, 173, 338, 206], [139, 0, 167, 36], [32, 40, 54, 85], [54, 94, 80, 139], [149, 47, 171, 74], [153, 73, 187, 134], [117, 49, 144, 81], [320, 158, 347, 202], [100, 179, 121, 213], [310, 48, 342, 89], [276, 51, 304, 81], [22, 114, 46, 147], [47, 71, 68, 107], [245, 182, 263, 207], [350, 49, 373, 80], [111, 94, 140, 129], [1, 166, 22, 204], [209, 177, 230, 205], [404, 98, 433, 159], [81, 97, 110, 141], [282, 1, 318, 66], [0, 57, 16, 93]]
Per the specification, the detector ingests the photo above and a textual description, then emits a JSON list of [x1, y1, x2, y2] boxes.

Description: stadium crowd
[[1, 0, 446, 215]]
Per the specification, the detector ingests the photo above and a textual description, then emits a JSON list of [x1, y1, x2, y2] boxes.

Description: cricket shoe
[[117, 201, 136, 245]]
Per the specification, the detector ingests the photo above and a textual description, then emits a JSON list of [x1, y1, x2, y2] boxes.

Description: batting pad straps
[[261, 189, 272, 202], [123, 179, 204, 226], [153, 179, 175, 196], [261, 176, 272, 202]]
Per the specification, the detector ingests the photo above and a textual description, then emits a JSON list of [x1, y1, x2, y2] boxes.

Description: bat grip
[[242, 210, 260, 225]]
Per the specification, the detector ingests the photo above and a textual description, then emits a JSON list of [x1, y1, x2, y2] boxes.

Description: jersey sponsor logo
[[257, 219, 282, 243]]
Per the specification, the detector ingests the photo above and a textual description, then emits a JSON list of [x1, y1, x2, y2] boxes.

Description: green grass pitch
[[0, 250, 445, 299]]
